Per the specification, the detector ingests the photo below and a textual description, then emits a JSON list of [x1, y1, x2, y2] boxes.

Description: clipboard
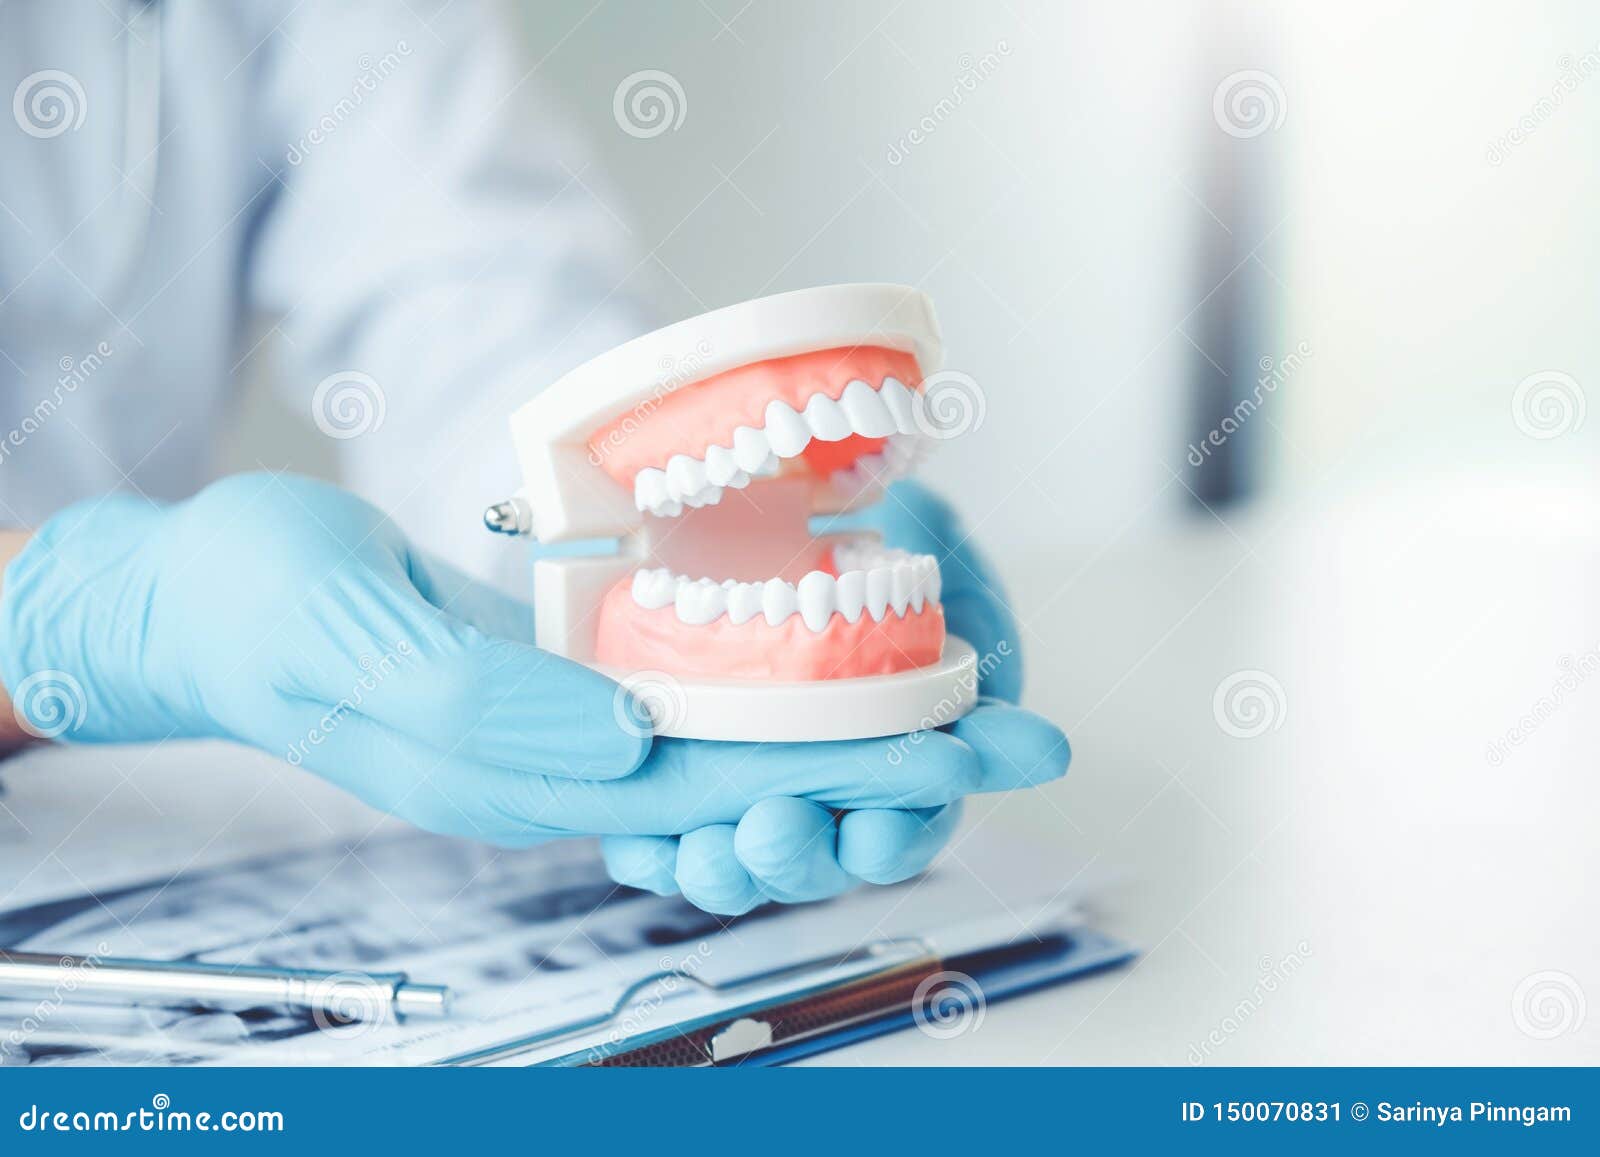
[[435, 906, 1134, 1067]]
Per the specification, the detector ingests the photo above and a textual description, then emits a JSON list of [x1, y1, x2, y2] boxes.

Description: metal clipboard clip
[[434, 935, 942, 1067]]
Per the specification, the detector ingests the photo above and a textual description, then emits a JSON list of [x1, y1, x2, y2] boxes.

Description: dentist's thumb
[[325, 552, 654, 781]]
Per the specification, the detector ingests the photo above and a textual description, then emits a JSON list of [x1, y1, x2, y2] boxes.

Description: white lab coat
[[0, 0, 647, 589]]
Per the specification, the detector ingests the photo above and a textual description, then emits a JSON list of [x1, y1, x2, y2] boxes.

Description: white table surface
[[4, 480, 1596, 1066]]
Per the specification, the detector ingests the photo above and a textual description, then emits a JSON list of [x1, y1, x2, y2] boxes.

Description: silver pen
[[0, 950, 451, 1021]]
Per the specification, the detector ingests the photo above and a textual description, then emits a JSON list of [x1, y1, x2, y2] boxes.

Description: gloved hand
[[600, 479, 1065, 913], [0, 474, 1054, 864]]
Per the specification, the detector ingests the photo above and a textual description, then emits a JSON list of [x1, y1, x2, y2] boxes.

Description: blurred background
[[232, 0, 1599, 540], [7, 0, 1597, 1063]]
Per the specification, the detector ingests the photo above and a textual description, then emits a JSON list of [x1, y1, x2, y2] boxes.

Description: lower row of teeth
[[629, 548, 940, 631]]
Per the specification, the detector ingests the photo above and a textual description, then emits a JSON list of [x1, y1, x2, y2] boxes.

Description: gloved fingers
[[939, 584, 1022, 704], [529, 725, 985, 836], [673, 825, 764, 915], [275, 701, 950, 849], [732, 797, 854, 903], [429, 630, 653, 780], [837, 801, 962, 885], [616, 799, 962, 910], [201, 479, 639, 780], [944, 701, 1071, 792], [889, 483, 1022, 703], [661, 727, 984, 813], [406, 550, 537, 644], [272, 701, 569, 847], [288, 699, 1067, 844], [841, 481, 1024, 704], [600, 834, 681, 896], [304, 559, 651, 781]]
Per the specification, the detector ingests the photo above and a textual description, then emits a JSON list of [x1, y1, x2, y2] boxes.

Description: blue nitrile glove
[[0, 474, 1039, 868], [600, 480, 1064, 915]]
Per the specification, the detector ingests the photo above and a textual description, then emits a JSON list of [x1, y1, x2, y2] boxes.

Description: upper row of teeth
[[633, 377, 924, 517], [629, 547, 940, 632]]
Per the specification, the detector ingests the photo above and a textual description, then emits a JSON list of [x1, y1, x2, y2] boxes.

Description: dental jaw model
[[486, 284, 977, 742]]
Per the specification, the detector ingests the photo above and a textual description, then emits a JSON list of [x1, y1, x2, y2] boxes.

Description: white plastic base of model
[[598, 636, 979, 742]]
